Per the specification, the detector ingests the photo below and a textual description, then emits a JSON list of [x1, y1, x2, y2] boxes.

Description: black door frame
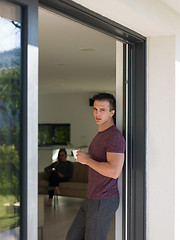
[[7, 0, 39, 239], [39, 1, 146, 240]]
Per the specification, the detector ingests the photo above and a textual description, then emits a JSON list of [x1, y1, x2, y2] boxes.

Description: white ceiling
[[161, 0, 180, 15], [39, 7, 117, 94], [39, 1, 180, 95]]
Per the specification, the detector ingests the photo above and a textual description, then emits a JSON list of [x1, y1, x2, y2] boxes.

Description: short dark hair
[[92, 93, 116, 111]]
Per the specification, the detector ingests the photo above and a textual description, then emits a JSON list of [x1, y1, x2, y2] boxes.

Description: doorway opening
[[38, 6, 123, 240]]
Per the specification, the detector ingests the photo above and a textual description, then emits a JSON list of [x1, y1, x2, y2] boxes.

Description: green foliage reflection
[[0, 66, 20, 147], [0, 145, 20, 197], [0, 195, 20, 233], [0, 66, 20, 117], [0, 65, 21, 232]]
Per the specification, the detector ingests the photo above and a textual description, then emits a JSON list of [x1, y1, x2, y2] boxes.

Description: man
[[66, 93, 125, 240]]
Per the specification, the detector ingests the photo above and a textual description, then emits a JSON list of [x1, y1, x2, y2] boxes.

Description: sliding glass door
[[0, 2, 21, 238], [0, 0, 38, 239]]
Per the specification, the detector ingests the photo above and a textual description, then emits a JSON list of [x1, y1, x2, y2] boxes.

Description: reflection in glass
[[0, 1, 21, 239]]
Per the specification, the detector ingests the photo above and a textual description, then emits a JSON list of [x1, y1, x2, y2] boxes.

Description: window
[[38, 124, 70, 146]]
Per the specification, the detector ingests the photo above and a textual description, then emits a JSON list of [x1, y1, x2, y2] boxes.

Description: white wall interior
[[38, 6, 117, 162], [39, 92, 99, 147]]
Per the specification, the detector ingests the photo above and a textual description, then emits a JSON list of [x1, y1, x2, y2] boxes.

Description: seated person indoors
[[44, 148, 73, 207]]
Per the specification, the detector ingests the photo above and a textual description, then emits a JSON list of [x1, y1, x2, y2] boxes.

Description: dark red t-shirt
[[87, 125, 125, 200]]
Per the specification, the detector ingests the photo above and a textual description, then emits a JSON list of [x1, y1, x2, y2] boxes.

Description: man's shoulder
[[106, 126, 126, 153], [107, 125, 123, 136]]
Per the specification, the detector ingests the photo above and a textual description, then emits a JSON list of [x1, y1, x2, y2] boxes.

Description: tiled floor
[[39, 195, 115, 240]]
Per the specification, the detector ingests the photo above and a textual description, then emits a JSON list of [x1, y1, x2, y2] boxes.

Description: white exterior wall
[[175, 33, 180, 240], [147, 36, 175, 240], [71, 0, 180, 240]]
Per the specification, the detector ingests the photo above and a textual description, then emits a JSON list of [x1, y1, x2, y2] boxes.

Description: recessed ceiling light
[[80, 48, 95, 52], [56, 63, 66, 66]]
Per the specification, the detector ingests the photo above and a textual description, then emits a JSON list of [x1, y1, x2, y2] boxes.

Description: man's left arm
[[77, 150, 124, 179]]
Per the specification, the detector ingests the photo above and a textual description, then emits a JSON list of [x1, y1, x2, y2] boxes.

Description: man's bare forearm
[[77, 150, 124, 179]]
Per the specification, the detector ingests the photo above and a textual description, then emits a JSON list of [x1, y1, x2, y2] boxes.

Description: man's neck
[[98, 121, 114, 132]]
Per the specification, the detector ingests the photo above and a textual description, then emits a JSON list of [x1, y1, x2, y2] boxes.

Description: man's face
[[93, 100, 115, 126]]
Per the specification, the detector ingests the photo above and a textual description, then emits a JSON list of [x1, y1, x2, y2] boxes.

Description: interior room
[[38, 6, 122, 240]]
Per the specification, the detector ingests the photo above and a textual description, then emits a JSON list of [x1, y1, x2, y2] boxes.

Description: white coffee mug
[[72, 150, 78, 160]]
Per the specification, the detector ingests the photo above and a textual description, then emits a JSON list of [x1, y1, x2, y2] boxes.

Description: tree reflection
[[0, 16, 21, 234], [0, 63, 21, 233], [0, 65, 20, 147]]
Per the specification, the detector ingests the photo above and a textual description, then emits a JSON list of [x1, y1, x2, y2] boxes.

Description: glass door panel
[[0, 1, 21, 239]]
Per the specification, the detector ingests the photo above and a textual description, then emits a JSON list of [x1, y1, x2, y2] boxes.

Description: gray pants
[[66, 197, 119, 240]]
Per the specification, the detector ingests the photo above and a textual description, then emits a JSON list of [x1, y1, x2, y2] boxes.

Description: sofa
[[38, 162, 88, 198]]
